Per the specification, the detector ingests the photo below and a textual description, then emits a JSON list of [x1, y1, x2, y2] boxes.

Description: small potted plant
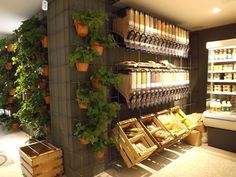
[[41, 36, 48, 48], [42, 65, 49, 77], [92, 138, 112, 160], [90, 67, 121, 89], [90, 33, 117, 56], [43, 88, 50, 104], [76, 87, 90, 109], [38, 78, 47, 89], [73, 10, 108, 37], [74, 122, 98, 145], [69, 46, 98, 72], [8, 81, 16, 96]]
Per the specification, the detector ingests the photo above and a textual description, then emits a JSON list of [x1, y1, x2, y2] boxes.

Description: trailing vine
[[13, 16, 49, 139]]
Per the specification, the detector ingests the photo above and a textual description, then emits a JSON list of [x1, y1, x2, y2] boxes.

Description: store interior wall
[[190, 23, 236, 113]]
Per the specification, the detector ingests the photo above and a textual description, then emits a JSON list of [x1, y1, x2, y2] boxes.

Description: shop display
[[157, 110, 188, 140], [207, 38, 236, 111], [113, 118, 157, 168], [112, 8, 189, 58], [139, 114, 175, 148], [117, 61, 190, 109]]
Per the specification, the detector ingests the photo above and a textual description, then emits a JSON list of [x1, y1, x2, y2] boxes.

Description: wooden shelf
[[208, 59, 236, 63], [207, 91, 236, 95], [208, 70, 236, 73], [208, 80, 236, 83]]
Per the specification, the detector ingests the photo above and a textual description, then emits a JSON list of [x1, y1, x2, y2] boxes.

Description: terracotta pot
[[12, 123, 19, 130], [41, 36, 48, 48], [90, 76, 102, 89], [42, 65, 49, 77], [7, 44, 14, 52], [7, 96, 14, 104], [74, 20, 89, 37], [38, 79, 47, 89], [79, 103, 88, 109], [91, 42, 104, 56], [76, 63, 89, 72], [44, 95, 50, 104], [23, 91, 32, 100], [40, 105, 47, 113], [8, 88, 16, 96], [6, 62, 13, 70], [95, 150, 105, 159], [80, 138, 89, 145]]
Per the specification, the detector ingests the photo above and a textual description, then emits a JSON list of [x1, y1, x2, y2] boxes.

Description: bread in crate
[[19, 140, 63, 177], [139, 114, 175, 149], [156, 110, 188, 140], [170, 106, 199, 130], [113, 118, 157, 168]]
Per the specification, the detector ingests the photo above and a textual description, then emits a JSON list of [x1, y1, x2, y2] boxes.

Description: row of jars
[[209, 48, 236, 61], [130, 68, 189, 91], [126, 8, 189, 45], [128, 85, 190, 109]]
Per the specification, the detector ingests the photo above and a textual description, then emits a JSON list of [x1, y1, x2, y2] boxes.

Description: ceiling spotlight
[[42, 0, 48, 11], [212, 7, 221, 14]]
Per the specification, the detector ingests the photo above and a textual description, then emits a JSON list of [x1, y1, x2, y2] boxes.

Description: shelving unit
[[206, 38, 236, 110]]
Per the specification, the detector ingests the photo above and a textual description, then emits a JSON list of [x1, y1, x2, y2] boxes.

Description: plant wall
[[71, 10, 120, 158], [0, 38, 19, 130], [13, 16, 50, 139]]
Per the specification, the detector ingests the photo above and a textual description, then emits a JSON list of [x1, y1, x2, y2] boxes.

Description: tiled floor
[[0, 126, 29, 177], [1, 127, 236, 177]]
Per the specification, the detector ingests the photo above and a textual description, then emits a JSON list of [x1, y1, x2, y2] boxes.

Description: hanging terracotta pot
[[40, 105, 47, 113], [73, 20, 89, 37], [7, 44, 14, 52], [12, 123, 19, 130], [8, 88, 16, 96], [38, 79, 47, 89], [91, 42, 104, 56], [79, 103, 88, 109], [6, 62, 13, 70], [95, 150, 105, 159], [76, 63, 89, 72], [80, 138, 89, 145], [42, 65, 49, 77], [44, 95, 50, 104], [41, 36, 48, 48], [90, 76, 102, 89], [7, 96, 14, 104]]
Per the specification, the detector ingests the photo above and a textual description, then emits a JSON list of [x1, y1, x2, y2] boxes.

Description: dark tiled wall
[[47, 0, 191, 176], [190, 23, 236, 113]]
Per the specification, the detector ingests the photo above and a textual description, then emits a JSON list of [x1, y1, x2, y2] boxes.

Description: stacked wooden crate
[[19, 140, 63, 177], [113, 118, 157, 168]]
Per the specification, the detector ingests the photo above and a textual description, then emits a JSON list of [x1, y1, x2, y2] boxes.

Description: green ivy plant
[[76, 87, 90, 105], [69, 46, 98, 65], [91, 32, 117, 48], [73, 10, 108, 31], [91, 67, 121, 87]]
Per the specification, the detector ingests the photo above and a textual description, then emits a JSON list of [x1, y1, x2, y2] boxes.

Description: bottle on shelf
[[214, 50, 219, 60], [233, 48, 236, 59], [215, 99, 221, 112], [226, 101, 232, 112], [221, 101, 227, 112], [210, 99, 216, 111], [222, 49, 227, 60], [227, 49, 232, 59]]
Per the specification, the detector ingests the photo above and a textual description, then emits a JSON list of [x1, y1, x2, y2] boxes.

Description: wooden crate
[[113, 118, 157, 168], [139, 114, 175, 150], [19, 140, 63, 177], [170, 106, 198, 130], [156, 110, 188, 141]]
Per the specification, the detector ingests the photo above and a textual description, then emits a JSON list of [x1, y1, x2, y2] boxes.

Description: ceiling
[[0, 0, 41, 39], [117, 0, 236, 31]]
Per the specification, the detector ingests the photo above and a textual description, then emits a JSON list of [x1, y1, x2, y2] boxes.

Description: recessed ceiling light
[[212, 7, 221, 14]]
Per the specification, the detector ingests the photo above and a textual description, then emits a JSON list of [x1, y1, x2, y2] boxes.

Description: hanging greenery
[[13, 16, 49, 139]]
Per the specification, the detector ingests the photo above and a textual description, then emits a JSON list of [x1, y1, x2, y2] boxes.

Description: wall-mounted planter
[[8, 88, 16, 96], [7, 96, 14, 104], [74, 20, 89, 37], [6, 62, 13, 70], [80, 138, 89, 145], [90, 76, 102, 89], [76, 63, 89, 72], [12, 122, 19, 130], [42, 65, 49, 77], [44, 95, 50, 104], [91, 42, 104, 56], [7, 44, 14, 52], [95, 150, 105, 159], [79, 103, 88, 109], [38, 79, 47, 89], [41, 36, 48, 48]]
